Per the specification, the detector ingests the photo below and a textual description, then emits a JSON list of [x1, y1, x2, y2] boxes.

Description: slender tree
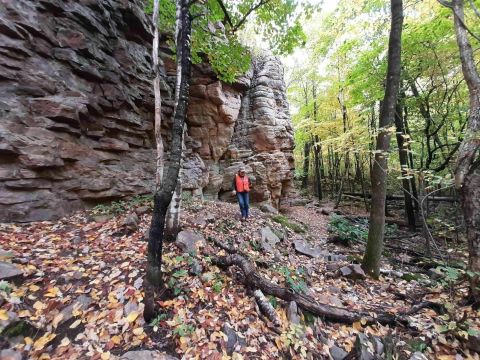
[[363, 0, 404, 278], [145, 0, 192, 321], [394, 101, 416, 231], [440, 0, 480, 302], [152, 0, 164, 188]]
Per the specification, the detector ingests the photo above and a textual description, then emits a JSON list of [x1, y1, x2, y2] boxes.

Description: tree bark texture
[[451, 0, 480, 302], [152, 0, 164, 188], [394, 103, 416, 231], [363, 0, 403, 278], [302, 141, 311, 189], [313, 136, 323, 200], [145, 0, 192, 321]]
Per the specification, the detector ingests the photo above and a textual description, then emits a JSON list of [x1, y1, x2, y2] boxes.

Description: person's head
[[238, 167, 246, 177]]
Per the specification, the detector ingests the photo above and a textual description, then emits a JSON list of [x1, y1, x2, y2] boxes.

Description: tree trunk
[[165, 130, 186, 241], [313, 135, 323, 200], [394, 103, 416, 231], [403, 106, 419, 213], [144, 0, 192, 321], [450, 0, 480, 303], [152, 0, 164, 188], [355, 153, 369, 212], [363, 0, 403, 278], [301, 141, 311, 189]]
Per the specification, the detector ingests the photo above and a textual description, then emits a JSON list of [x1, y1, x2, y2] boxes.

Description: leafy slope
[[0, 198, 478, 359]]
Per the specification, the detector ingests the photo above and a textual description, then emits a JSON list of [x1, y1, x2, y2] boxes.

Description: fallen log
[[344, 192, 457, 203], [212, 253, 395, 325], [319, 209, 417, 228]]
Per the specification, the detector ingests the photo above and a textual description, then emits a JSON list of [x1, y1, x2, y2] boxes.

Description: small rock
[[259, 203, 278, 214], [293, 239, 324, 258], [135, 206, 150, 216], [192, 216, 207, 227], [121, 350, 178, 360], [408, 352, 429, 360], [189, 259, 203, 275], [289, 198, 310, 206], [259, 227, 280, 253], [71, 236, 82, 244], [338, 264, 366, 280], [222, 324, 246, 355], [0, 349, 22, 360], [204, 212, 215, 223], [122, 213, 139, 232], [354, 333, 375, 360], [0, 248, 13, 259], [175, 231, 205, 254], [324, 254, 347, 262], [59, 295, 92, 325], [329, 345, 348, 360], [427, 268, 444, 280], [326, 263, 342, 272], [286, 301, 300, 324], [467, 334, 480, 353], [0, 262, 23, 282], [92, 214, 113, 222]]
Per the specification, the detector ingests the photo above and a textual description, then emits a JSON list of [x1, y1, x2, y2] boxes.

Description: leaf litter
[[0, 197, 478, 359]]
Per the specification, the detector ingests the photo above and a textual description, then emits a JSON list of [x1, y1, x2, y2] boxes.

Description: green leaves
[[147, 0, 310, 83]]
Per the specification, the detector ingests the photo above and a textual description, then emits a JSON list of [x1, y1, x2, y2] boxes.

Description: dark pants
[[236, 192, 249, 218]]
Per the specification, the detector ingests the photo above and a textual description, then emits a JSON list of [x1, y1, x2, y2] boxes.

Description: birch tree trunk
[[165, 130, 186, 241], [144, 0, 192, 321], [450, 0, 480, 303], [152, 0, 164, 188], [363, 0, 403, 278]]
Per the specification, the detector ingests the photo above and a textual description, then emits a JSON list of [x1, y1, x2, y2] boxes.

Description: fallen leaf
[[33, 333, 56, 351]]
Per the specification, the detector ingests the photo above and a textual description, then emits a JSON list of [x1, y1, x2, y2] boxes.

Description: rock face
[[0, 0, 294, 222]]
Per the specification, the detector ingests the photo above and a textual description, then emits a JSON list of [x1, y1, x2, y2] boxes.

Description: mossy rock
[[270, 215, 306, 234]]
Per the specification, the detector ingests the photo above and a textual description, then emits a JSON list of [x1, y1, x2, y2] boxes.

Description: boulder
[[175, 231, 205, 254], [293, 239, 324, 258], [259, 227, 280, 253], [0, 262, 23, 282], [338, 264, 366, 280]]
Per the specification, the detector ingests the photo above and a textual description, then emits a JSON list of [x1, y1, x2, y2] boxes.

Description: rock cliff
[[0, 0, 294, 222]]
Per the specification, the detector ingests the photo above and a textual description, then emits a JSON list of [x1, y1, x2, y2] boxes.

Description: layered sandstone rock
[[0, 0, 294, 222]]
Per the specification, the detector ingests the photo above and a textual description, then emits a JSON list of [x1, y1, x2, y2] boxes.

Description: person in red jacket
[[232, 167, 251, 221]]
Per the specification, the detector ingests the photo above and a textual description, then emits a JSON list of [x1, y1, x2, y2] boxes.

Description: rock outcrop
[[0, 0, 294, 222]]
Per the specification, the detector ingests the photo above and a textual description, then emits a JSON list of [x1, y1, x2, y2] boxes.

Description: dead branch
[[253, 289, 280, 326], [212, 253, 394, 324]]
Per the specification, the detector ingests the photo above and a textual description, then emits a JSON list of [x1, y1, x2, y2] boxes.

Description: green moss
[[271, 215, 306, 234]]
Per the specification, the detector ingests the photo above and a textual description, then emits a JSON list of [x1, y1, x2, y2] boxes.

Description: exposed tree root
[[212, 253, 395, 324], [211, 252, 447, 326]]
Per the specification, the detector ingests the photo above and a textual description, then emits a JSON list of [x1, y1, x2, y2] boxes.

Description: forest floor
[[0, 195, 479, 360]]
